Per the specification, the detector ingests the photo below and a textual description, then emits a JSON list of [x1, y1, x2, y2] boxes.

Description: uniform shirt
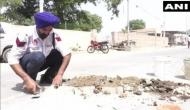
[[8, 26, 71, 64], [188, 36, 190, 42]]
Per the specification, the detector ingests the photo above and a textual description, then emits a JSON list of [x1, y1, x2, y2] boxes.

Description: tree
[[122, 19, 146, 32], [1, 0, 37, 25], [129, 19, 145, 30], [1, 0, 123, 30], [17, 0, 38, 19], [73, 11, 102, 31], [0, 0, 21, 8], [44, 0, 122, 18], [44, 0, 121, 31]]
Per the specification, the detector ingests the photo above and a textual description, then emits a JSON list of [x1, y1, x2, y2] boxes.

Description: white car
[[0, 22, 19, 63], [0, 34, 13, 63]]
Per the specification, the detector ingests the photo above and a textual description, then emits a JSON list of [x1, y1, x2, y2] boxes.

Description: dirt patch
[[63, 75, 140, 87], [62, 75, 190, 100]]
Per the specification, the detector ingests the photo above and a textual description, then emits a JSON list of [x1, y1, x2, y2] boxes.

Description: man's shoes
[[39, 74, 52, 85]]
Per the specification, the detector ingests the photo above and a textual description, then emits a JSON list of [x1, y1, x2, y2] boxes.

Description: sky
[[81, 0, 190, 35]]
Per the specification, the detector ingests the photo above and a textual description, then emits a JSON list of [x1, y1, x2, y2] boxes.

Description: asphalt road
[[1, 46, 190, 109], [66, 46, 190, 78]]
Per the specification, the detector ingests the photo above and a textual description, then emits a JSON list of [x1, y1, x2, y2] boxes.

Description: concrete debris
[[63, 75, 190, 101]]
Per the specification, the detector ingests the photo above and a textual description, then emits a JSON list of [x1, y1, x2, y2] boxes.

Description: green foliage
[[44, 0, 122, 31], [74, 11, 102, 31], [122, 19, 146, 32], [1, 0, 122, 31], [17, 0, 38, 19], [58, 11, 102, 32], [104, 0, 122, 16], [2, 1, 35, 25], [129, 19, 145, 30], [0, 0, 22, 8]]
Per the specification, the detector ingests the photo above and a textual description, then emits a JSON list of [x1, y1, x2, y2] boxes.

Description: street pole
[[186, 12, 188, 35], [64, 18, 68, 29], [154, 29, 157, 47], [162, 13, 166, 38], [39, 0, 44, 12], [163, 21, 165, 37], [127, 0, 130, 46], [65, 21, 67, 29]]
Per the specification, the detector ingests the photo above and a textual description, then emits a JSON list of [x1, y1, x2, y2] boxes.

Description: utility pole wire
[[135, 4, 162, 21], [127, 0, 130, 46]]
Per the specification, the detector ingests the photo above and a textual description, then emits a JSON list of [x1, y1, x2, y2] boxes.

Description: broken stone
[[159, 97, 166, 100], [80, 93, 87, 99], [93, 89, 101, 94], [61, 75, 190, 101], [133, 91, 142, 95], [118, 93, 128, 98], [122, 85, 133, 92], [178, 95, 190, 100], [116, 75, 122, 80], [169, 96, 177, 102], [103, 90, 111, 95], [153, 101, 157, 106], [144, 87, 150, 92], [93, 85, 102, 94]]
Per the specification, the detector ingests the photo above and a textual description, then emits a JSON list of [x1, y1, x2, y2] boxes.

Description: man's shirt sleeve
[[8, 33, 28, 64], [54, 33, 71, 56]]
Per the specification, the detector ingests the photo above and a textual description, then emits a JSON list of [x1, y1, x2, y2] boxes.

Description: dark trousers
[[188, 41, 190, 48], [20, 49, 63, 83]]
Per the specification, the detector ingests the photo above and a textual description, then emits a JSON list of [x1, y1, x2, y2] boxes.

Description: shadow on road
[[146, 73, 156, 76], [11, 83, 26, 93], [175, 75, 187, 80]]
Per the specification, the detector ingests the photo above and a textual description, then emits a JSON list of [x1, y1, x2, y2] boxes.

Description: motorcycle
[[87, 40, 109, 54]]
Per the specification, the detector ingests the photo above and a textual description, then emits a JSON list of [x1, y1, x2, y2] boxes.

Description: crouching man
[[8, 11, 71, 94]]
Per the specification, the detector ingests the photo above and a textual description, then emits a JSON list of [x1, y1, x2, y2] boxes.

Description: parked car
[[0, 22, 16, 63]]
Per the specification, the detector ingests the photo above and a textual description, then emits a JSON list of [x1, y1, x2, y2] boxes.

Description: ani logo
[[163, 1, 190, 12]]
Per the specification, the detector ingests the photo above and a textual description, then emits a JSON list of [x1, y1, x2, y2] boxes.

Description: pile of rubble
[[62, 75, 190, 101]]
